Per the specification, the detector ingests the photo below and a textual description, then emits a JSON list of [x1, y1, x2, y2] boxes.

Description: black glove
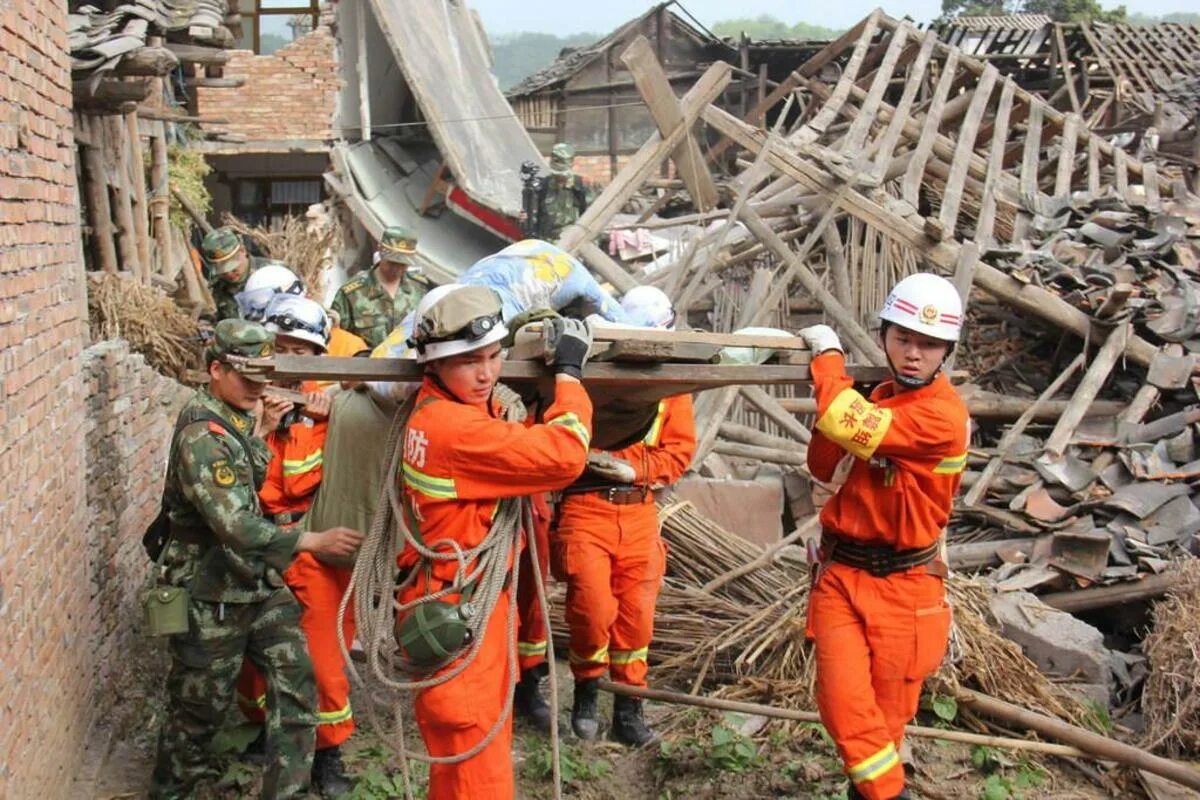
[[545, 317, 592, 379]]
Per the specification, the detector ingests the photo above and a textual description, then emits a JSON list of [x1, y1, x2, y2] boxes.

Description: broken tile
[[1102, 481, 1191, 518]]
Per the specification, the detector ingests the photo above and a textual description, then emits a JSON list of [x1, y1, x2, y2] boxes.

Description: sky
[[470, 0, 1196, 36]]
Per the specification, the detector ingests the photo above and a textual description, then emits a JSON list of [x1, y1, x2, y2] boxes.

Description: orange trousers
[[516, 494, 551, 672], [400, 583, 515, 800], [238, 553, 356, 750], [807, 562, 951, 800], [551, 493, 666, 687]]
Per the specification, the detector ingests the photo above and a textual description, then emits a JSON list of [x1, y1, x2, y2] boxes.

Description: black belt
[[564, 485, 651, 505], [822, 531, 940, 577]]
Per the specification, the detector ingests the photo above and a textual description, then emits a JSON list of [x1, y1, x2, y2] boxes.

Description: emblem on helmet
[[919, 304, 939, 325]]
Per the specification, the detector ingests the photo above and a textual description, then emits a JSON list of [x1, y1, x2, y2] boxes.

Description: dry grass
[[87, 272, 203, 382], [223, 212, 337, 300], [553, 501, 1093, 729], [1141, 560, 1200, 757]]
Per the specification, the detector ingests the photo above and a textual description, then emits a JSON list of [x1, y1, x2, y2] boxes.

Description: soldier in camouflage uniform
[[534, 142, 593, 242], [330, 225, 428, 348], [149, 319, 364, 800], [203, 227, 273, 323]]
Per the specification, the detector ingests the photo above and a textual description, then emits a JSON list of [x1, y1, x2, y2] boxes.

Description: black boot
[[571, 679, 602, 741], [848, 783, 909, 800], [240, 727, 267, 765], [312, 746, 354, 799], [610, 695, 657, 747], [514, 666, 552, 732]]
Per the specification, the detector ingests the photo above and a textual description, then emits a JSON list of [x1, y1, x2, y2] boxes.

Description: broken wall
[[0, 0, 92, 793], [195, 17, 340, 143]]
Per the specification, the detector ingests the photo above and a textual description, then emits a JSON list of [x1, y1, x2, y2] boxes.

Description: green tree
[[490, 31, 600, 91], [711, 15, 843, 40], [939, 0, 1126, 22], [1127, 11, 1200, 24]]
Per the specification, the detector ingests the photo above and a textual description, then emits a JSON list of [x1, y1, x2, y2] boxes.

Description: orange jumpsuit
[[237, 382, 357, 750], [552, 394, 695, 688], [398, 377, 592, 800], [805, 352, 968, 800]]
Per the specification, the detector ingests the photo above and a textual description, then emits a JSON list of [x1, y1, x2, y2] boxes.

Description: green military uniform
[[536, 142, 592, 242], [150, 320, 317, 800], [201, 227, 271, 323], [330, 226, 427, 348]]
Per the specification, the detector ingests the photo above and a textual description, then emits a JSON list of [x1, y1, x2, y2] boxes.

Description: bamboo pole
[[124, 109, 153, 280], [955, 687, 1200, 791], [598, 681, 1088, 759], [81, 117, 118, 273], [108, 115, 142, 278]]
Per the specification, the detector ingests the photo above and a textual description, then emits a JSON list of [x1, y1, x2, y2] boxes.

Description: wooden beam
[[556, 61, 731, 253], [171, 186, 213, 234], [577, 240, 638, 294], [356, 0, 371, 141], [164, 42, 231, 66], [182, 77, 245, 89], [107, 115, 142, 279], [620, 35, 718, 212], [124, 110, 153, 278], [113, 46, 179, 77], [81, 119, 118, 273], [1040, 323, 1128, 460]]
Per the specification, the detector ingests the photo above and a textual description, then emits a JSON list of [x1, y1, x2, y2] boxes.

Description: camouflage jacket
[[161, 387, 300, 603], [208, 256, 271, 323], [330, 267, 427, 348], [536, 174, 591, 242]]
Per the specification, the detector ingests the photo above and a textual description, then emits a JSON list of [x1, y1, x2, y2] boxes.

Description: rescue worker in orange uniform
[[397, 284, 595, 799], [553, 286, 696, 746], [235, 294, 358, 798], [799, 273, 970, 800]]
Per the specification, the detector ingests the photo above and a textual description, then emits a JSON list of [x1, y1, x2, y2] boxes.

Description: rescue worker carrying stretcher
[[798, 273, 970, 800], [553, 285, 696, 746], [396, 284, 595, 799]]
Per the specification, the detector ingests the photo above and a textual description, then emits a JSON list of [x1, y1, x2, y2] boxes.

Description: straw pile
[[552, 500, 1091, 727], [1141, 560, 1200, 757], [87, 272, 203, 381], [223, 212, 337, 299]]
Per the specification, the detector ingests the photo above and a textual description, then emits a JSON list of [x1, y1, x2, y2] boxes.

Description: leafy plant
[[523, 739, 610, 783], [705, 724, 760, 773], [923, 692, 959, 723]]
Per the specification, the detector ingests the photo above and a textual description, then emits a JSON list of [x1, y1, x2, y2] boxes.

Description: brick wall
[[195, 23, 340, 142], [0, 0, 92, 794], [573, 154, 670, 188]]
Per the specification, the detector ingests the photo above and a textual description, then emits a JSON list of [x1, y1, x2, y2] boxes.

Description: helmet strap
[[880, 321, 953, 390]]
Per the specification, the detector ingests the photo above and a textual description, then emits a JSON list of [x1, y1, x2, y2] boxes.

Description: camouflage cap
[[379, 226, 418, 259], [206, 319, 275, 382], [549, 142, 575, 175], [201, 227, 244, 275]]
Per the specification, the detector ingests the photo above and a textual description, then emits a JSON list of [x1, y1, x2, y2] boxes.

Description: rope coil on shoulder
[[336, 389, 563, 800]]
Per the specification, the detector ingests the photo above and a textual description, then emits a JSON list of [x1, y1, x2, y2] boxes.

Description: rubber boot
[[848, 784, 910, 800], [610, 695, 658, 747], [312, 746, 354, 799], [514, 666, 552, 733], [571, 678, 602, 741]]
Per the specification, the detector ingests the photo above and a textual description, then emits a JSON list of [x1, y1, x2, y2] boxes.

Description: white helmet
[[409, 283, 508, 363], [620, 285, 675, 330], [263, 294, 330, 352], [879, 273, 963, 343], [236, 262, 305, 321]]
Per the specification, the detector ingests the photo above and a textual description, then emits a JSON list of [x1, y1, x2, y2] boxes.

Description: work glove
[[797, 324, 843, 355], [502, 307, 560, 347], [544, 317, 592, 379], [586, 452, 636, 484]]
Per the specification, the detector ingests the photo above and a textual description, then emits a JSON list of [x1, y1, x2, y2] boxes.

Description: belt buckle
[[605, 487, 621, 504]]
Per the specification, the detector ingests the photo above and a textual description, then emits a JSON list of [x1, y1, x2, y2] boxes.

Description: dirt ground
[[74, 646, 1123, 800]]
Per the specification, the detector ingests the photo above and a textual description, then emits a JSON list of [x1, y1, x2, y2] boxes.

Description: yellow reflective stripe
[[609, 647, 648, 665], [642, 401, 667, 446], [848, 742, 900, 784], [815, 388, 892, 460], [316, 702, 352, 725], [282, 449, 323, 476], [518, 640, 548, 657], [402, 463, 458, 499], [547, 411, 591, 449], [569, 645, 609, 665], [933, 452, 968, 474]]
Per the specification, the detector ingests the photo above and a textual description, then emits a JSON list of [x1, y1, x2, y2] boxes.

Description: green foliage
[[706, 724, 760, 773], [974, 754, 1046, 800], [919, 692, 959, 724], [971, 744, 1002, 771], [490, 31, 601, 91], [1128, 11, 1200, 24], [347, 767, 413, 800], [161, 145, 212, 233], [522, 738, 610, 784], [1082, 700, 1114, 733], [710, 15, 843, 40], [938, 0, 1126, 23]]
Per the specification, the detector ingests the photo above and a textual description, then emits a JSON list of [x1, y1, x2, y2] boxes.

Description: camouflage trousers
[[150, 589, 317, 799]]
